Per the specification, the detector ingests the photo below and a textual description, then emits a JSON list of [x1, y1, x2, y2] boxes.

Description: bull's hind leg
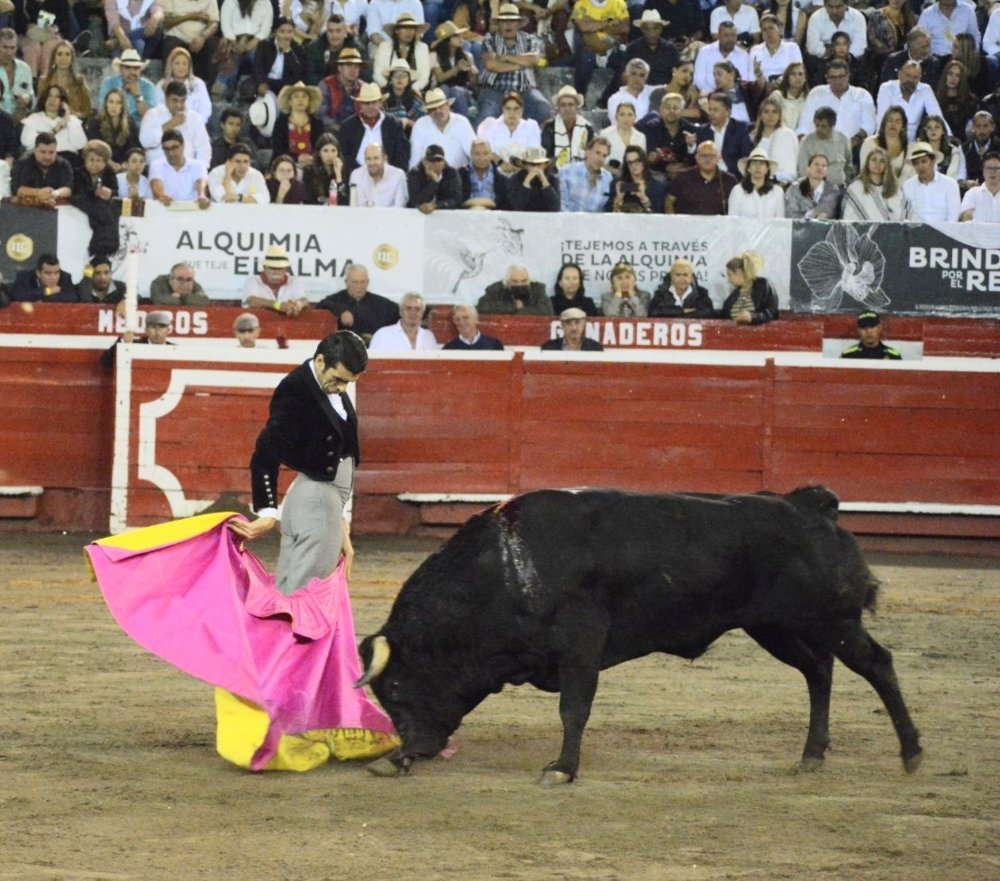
[[745, 625, 834, 769], [824, 620, 923, 772]]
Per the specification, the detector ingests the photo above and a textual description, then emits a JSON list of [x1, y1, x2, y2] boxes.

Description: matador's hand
[[227, 516, 276, 541]]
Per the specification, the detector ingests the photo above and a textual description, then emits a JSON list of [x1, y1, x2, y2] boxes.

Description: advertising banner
[[1, 201, 59, 283]]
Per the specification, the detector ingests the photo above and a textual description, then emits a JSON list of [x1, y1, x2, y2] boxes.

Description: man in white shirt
[[208, 142, 270, 203], [149, 129, 210, 206], [242, 245, 311, 315], [368, 292, 438, 352], [408, 88, 475, 169], [805, 0, 867, 60], [917, 0, 979, 58], [876, 61, 947, 141], [796, 59, 876, 147], [349, 143, 408, 207], [960, 151, 1000, 222], [708, 0, 759, 42], [139, 81, 212, 165], [607, 58, 656, 122], [902, 142, 961, 222], [693, 22, 751, 94], [750, 14, 803, 80]]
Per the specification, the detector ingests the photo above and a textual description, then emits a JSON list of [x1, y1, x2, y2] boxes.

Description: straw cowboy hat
[[633, 9, 669, 28], [356, 82, 386, 103], [908, 141, 945, 165], [277, 81, 323, 114], [431, 20, 469, 49], [112, 48, 148, 71], [737, 147, 779, 177], [494, 3, 526, 22], [517, 146, 552, 165], [386, 59, 414, 78], [262, 245, 292, 270], [553, 85, 584, 107], [384, 11, 430, 37], [423, 88, 455, 110], [336, 47, 364, 65]]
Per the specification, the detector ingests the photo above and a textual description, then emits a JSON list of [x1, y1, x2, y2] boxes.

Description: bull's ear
[[354, 634, 391, 688]]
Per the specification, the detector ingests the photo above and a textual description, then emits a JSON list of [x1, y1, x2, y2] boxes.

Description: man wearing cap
[[902, 141, 961, 222], [208, 142, 270, 203], [442, 304, 504, 350], [317, 264, 398, 342], [368, 292, 438, 352], [338, 81, 408, 176], [233, 313, 261, 348], [408, 87, 475, 170], [478, 265, 554, 315], [960, 151, 1000, 223], [100, 310, 176, 369], [244, 245, 311, 316], [305, 14, 365, 84], [10, 253, 80, 303], [560, 135, 612, 212], [318, 46, 365, 127], [98, 49, 160, 125], [140, 81, 212, 165], [541, 85, 594, 167], [638, 91, 697, 178], [150, 262, 211, 306], [460, 138, 509, 209], [507, 145, 560, 211], [228, 330, 369, 593], [479, 3, 553, 126], [841, 313, 902, 361], [349, 142, 409, 207], [407, 143, 461, 212], [149, 129, 210, 206], [541, 307, 604, 351]]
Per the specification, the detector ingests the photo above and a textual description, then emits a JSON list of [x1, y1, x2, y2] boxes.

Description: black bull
[[356, 487, 923, 783]]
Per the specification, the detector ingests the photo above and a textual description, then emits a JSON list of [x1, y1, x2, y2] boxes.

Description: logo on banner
[[796, 224, 889, 311], [5, 233, 33, 263], [373, 244, 399, 270]]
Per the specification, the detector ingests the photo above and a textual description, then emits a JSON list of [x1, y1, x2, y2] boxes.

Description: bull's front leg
[[539, 664, 600, 786]]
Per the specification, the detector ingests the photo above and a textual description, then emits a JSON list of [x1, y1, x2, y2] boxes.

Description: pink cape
[[84, 513, 396, 770]]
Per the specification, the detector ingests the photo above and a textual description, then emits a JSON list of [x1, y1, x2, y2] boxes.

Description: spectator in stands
[[149, 129, 210, 206], [459, 137, 507, 209], [161, 0, 221, 84], [243, 245, 310, 315], [87, 89, 140, 171], [117, 145, 152, 197], [804, 0, 866, 80], [867, 0, 917, 90], [317, 263, 398, 341], [559, 135, 612, 212], [659, 56, 701, 123], [960, 151, 1000, 222], [20, 85, 87, 160], [800, 107, 854, 187], [350, 142, 408, 207], [317, 46, 363, 128], [750, 13, 802, 83], [902, 141, 960, 222], [506, 145, 560, 211], [208, 141, 270, 202], [409, 87, 475, 170], [785, 153, 842, 218], [368, 292, 438, 352], [648, 259, 714, 318], [876, 60, 945, 143], [550, 262, 600, 316], [365, 0, 424, 51], [478, 265, 554, 315], [749, 93, 797, 184], [372, 11, 431, 92], [650, 0, 703, 49], [72, 140, 121, 258], [880, 27, 939, 91], [916, 0, 979, 61], [627, 10, 679, 86], [601, 100, 646, 169], [217, 0, 273, 98], [407, 143, 461, 212], [541, 307, 603, 352], [541, 85, 593, 168], [442, 304, 504, 350], [150, 261, 211, 305], [252, 17, 305, 96], [936, 60, 976, 140], [694, 90, 751, 178], [13, 0, 74, 82], [638, 91, 696, 179], [156, 47, 212, 125], [304, 14, 362, 85], [140, 81, 212, 165], [271, 80, 324, 172], [710, 59, 752, 125], [963, 112, 1000, 185], [266, 153, 309, 203], [339, 82, 408, 177], [79, 255, 128, 306], [820, 30, 865, 90], [797, 60, 874, 156], [667, 140, 736, 214], [843, 145, 911, 221], [859, 105, 910, 187], [100, 310, 176, 368], [776, 61, 808, 131], [99, 50, 160, 127], [729, 148, 784, 218], [478, 90, 542, 169], [709, 0, 759, 44], [37, 40, 91, 119], [209, 107, 245, 168], [612, 144, 667, 213], [12, 131, 74, 206], [11, 253, 80, 302], [286, 0, 325, 42], [570, 0, 628, 101], [429, 20, 476, 119], [693, 22, 750, 95], [607, 59, 656, 123], [719, 252, 778, 325], [601, 262, 650, 318], [233, 311, 261, 347], [478, 3, 552, 126], [104, 0, 164, 60], [841, 312, 901, 360], [919, 115, 964, 181], [0, 27, 34, 120], [383, 62, 425, 136]]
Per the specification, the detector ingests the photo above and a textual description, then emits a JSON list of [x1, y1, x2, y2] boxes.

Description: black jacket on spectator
[[337, 113, 408, 176], [880, 51, 941, 91], [459, 163, 510, 207], [643, 0, 703, 44], [443, 334, 504, 350], [719, 278, 779, 325], [14, 0, 72, 35], [10, 268, 81, 303], [406, 164, 462, 209], [253, 39, 307, 93], [506, 167, 560, 212], [315, 290, 399, 337], [550, 291, 601, 316], [638, 113, 696, 171], [0, 109, 18, 161], [85, 117, 141, 167], [11, 152, 75, 194], [694, 119, 753, 181], [963, 135, 1000, 184], [648, 281, 714, 318], [72, 165, 121, 257]]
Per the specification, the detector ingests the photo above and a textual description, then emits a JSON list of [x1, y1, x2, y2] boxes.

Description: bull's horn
[[354, 635, 391, 688]]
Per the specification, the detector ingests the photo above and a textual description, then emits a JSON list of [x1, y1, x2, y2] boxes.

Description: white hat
[[112, 49, 148, 71], [553, 85, 584, 107], [249, 91, 276, 138], [495, 3, 525, 21], [633, 9, 668, 28], [736, 147, 779, 176], [423, 88, 455, 110], [262, 245, 291, 269]]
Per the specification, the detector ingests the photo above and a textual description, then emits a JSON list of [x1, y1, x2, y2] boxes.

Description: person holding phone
[[20, 83, 87, 159]]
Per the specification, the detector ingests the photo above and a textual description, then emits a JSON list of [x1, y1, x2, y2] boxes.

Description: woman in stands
[[609, 145, 666, 213], [271, 80, 323, 171], [37, 39, 91, 119], [266, 153, 309, 204], [842, 145, 911, 221], [430, 20, 476, 119], [117, 145, 152, 198], [302, 132, 348, 204], [383, 61, 426, 136], [72, 139, 120, 258], [729, 147, 785, 218], [719, 251, 779, 325], [20, 84, 87, 162], [601, 262, 651, 318], [784, 153, 842, 219], [867, 0, 916, 91], [156, 46, 212, 124], [217, 0, 273, 101], [599, 100, 646, 171], [767, 0, 806, 45], [477, 90, 541, 169], [936, 61, 977, 143], [14, 0, 72, 80], [372, 11, 431, 92], [252, 17, 306, 97], [777, 61, 808, 131], [550, 262, 600, 317], [86, 88, 140, 171], [661, 57, 701, 123], [750, 93, 798, 184], [859, 104, 911, 185], [950, 34, 988, 99], [919, 114, 966, 181]]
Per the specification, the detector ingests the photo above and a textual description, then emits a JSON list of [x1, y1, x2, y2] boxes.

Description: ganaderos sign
[[790, 221, 1000, 317]]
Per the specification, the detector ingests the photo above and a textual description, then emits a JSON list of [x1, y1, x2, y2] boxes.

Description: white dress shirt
[[408, 111, 476, 169], [207, 165, 271, 203], [709, 4, 759, 37], [368, 321, 438, 352], [607, 85, 656, 122], [916, 3, 980, 56], [477, 117, 542, 162], [364, 0, 424, 43], [692, 41, 751, 94], [241, 273, 308, 306], [139, 104, 212, 165], [902, 170, 961, 222], [148, 157, 208, 200], [805, 7, 867, 58], [983, 8, 1000, 57], [796, 85, 876, 139], [876, 81, 948, 140], [749, 40, 803, 80], [960, 184, 1000, 222], [348, 163, 409, 207], [727, 185, 785, 218]]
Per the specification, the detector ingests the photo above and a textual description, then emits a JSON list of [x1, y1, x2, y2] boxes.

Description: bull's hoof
[[538, 763, 575, 786], [903, 748, 924, 774], [366, 754, 409, 778], [798, 756, 825, 773]]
